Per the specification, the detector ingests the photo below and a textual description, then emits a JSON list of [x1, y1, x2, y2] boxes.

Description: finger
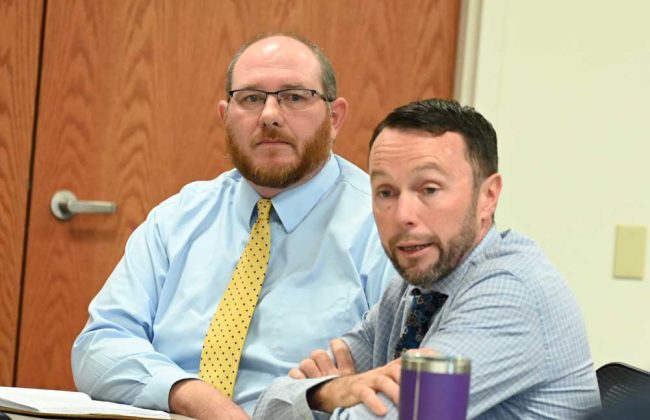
[[385, 359, 402, 383], [298, 358, 323, 378], [288, 367, 306, 379], [330, 339, 356, 375], [375, 374, 400, 405], [358, 386, 388, 416], [405, 347, 438, 357], [311, 350, 337, 375]]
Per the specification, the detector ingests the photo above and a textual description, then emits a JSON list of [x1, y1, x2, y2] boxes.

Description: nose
[[258, 95, 284, 128], [393, 193, 418, 229]]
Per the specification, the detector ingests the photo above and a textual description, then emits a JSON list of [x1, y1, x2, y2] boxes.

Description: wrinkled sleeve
[[426, 272, 546, 418], [330, 394, 397, 420], [253, 375, 397, 420], [253, 376, 336, 420], [339, 301, 380, 374], [71, 206, 193, 411], [359, 226, 397, 308], [254, 293, 392, 419]]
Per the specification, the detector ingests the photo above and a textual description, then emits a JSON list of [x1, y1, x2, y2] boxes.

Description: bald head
[[225, 33, 337, 100]]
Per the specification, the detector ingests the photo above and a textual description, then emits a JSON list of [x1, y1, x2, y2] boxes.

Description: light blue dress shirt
[[71, 155, 396, 414], [254, 227, 601, 419]]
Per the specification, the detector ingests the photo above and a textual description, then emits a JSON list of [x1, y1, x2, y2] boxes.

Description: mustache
[[224, 120, 297, 147], [254, 127, 297, 146], [388, 233, 442, 250]]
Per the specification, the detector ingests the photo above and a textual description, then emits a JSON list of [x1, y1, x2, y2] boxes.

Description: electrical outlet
[[613, 225, 647, 280]]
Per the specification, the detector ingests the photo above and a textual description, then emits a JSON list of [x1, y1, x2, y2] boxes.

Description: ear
[[328, 97, 348, 138], [218, 99, 229, 122], [477, 173, 502, 224]]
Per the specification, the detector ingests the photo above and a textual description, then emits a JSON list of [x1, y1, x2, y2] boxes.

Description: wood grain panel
[[233, 0, 462, 169], [17, 0, 459, 390], [0, 0, 43, 386], [17, 0, 235, 389]]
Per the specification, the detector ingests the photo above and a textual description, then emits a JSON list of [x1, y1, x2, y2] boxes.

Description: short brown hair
[[370, 98, 498, 185]]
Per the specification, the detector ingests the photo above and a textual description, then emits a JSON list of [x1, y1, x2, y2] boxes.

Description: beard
[[385, 193, 479, 289], [225, 117, 332, 189]]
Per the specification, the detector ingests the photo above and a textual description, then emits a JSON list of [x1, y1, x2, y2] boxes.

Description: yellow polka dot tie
[[198, 199, 272, 398]]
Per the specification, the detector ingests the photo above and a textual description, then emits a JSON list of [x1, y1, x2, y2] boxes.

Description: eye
[[422, 186, 438, 195], [280, 90, 310, 103], [375, 189, 394, 199], [242, 93, 263, 103]]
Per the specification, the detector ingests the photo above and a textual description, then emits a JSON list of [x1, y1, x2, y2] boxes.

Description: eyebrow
[[235, 83, 306, 91], [279, 83, 307, 89], [369, 169, 389, 179], [370, 162, 445, 179], [413, 162, 445, 173]]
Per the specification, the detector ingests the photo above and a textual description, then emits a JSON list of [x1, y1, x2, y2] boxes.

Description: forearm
[[72, 329, 191, 411], [72, 228, 180, 408], [254, 376, 337, 420], [169, 379, 249, 420], [308, 378, 343, 413]]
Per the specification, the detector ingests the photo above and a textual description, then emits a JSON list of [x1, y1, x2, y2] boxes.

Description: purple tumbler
[[400, 353, 471, 420]]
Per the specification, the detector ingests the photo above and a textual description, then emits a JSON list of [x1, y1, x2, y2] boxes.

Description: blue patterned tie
[[393, 289, 448, 359]]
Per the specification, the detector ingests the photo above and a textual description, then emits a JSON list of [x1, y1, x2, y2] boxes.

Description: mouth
[[255, 138, 293, 147], [396, 242, 433, 255]]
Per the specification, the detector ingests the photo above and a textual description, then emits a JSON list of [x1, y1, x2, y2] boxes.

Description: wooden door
[[16, 0, 460, 390], [0, 0, 43, 386]]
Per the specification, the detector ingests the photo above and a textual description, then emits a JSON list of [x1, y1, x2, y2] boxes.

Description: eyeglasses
[[228, 88, 331, 112]]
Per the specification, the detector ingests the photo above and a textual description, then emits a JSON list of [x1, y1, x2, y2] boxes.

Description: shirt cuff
[[254, 375, 338, 419], [296, 376, 338, 418], [133, 366, 197, 412]]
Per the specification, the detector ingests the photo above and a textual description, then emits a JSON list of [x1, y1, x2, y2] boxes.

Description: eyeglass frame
[[227, 88, 334, 111]]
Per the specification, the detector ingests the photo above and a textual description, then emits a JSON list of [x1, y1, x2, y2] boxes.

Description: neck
[[472, 219, 494, 249], [250, 184, 283, 199]]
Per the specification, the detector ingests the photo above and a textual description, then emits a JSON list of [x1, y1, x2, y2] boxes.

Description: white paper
[[0, 387, 170, 419]]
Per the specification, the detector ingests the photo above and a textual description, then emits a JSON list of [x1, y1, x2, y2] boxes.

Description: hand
[[169, 379, 250, 420], [308, 358, 402, 416], [289, 339, 357, 379], [404, 347, 438, 357]]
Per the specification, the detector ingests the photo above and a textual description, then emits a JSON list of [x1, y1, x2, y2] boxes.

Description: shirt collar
[[273, 155, 339, 232], [408, 225, 500, 297], [234, 154, 340, 231]]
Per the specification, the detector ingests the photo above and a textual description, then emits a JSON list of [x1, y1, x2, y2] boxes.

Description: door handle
[[50, 190, 117, 221]]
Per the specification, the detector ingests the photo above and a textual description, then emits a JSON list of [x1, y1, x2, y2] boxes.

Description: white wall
[[458, 0, 650, 369]]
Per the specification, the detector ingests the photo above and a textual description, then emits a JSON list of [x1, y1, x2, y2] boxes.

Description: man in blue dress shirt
[[71, 33, 395, 419], [254, 99, 601, 419]]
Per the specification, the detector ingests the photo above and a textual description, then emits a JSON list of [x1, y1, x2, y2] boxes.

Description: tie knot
[[412, 290, 447, 310], [256, 199, 272, 222]]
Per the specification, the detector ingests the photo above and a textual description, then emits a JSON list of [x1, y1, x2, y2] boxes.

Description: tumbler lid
[[401, 352, 471, 374]]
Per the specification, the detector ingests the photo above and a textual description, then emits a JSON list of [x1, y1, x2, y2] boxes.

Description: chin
[[396, 260, 442, 288], [401, 258, 436, 275], [400, 266, 426, 282], [258, 157, 298, 169], [403, 274, 438, 289]]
